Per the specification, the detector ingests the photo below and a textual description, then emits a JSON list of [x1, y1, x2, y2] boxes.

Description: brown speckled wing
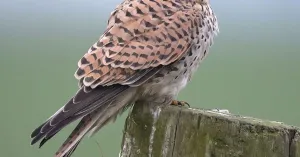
[[74, 0, 196, 88]]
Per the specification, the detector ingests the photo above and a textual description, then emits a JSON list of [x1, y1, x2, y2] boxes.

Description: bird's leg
[[170, 100, 190, 108], [149, 95, 190, 107]]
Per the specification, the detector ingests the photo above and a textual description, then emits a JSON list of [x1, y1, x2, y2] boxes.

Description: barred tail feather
[[30, 85, 137, 157], [55, 111, 102, 157], [56, 87, 137, 157]]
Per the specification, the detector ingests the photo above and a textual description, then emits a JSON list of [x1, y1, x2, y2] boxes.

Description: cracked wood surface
[[120, 103, 300, 157]]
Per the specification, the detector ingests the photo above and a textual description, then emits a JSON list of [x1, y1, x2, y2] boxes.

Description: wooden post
[[120, 102, 300, 157]]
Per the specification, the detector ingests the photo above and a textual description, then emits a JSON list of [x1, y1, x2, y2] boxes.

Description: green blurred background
[[0, 0, 299, 156]]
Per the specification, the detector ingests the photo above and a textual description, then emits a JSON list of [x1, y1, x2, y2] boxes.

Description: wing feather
[[74, 0, 196, 88]]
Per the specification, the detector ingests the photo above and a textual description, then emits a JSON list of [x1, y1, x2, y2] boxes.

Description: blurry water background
[[0, 0, 299, 156]]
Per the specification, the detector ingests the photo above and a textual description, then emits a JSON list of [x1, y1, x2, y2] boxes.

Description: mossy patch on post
[[120, 103, 300, 157]]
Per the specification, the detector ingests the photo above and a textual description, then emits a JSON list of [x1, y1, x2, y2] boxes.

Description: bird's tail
[[55, 87, 137, 157], [30, 85, 137, 157]]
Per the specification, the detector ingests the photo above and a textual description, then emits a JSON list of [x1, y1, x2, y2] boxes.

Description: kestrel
[[30, 0, 219, 156]]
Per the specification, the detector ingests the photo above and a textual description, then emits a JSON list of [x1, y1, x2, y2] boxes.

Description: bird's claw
[[170, 100, 190, 108]]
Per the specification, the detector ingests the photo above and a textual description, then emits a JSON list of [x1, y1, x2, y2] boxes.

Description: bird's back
[[138, 0, 219, 102]]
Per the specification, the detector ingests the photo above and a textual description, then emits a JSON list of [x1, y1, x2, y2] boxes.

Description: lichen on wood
[[120, 103, 300, 157]]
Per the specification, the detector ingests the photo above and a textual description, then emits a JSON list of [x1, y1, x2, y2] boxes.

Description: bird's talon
[[171, 100, 190, 107]]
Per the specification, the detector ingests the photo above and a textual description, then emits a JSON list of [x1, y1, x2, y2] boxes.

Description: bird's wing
[[30, 85, 129, 146], [74, 0, 196, 88]]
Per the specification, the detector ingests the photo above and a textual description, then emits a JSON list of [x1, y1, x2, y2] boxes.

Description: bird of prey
[[30, 0, 219, 156]]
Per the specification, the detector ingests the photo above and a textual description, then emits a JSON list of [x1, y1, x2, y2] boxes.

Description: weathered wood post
[[120, 102, 300, 157]]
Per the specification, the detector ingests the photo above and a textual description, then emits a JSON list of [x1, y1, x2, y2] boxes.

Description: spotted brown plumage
[[75, 0, 198, 87], [30, 0, 219, 156]]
